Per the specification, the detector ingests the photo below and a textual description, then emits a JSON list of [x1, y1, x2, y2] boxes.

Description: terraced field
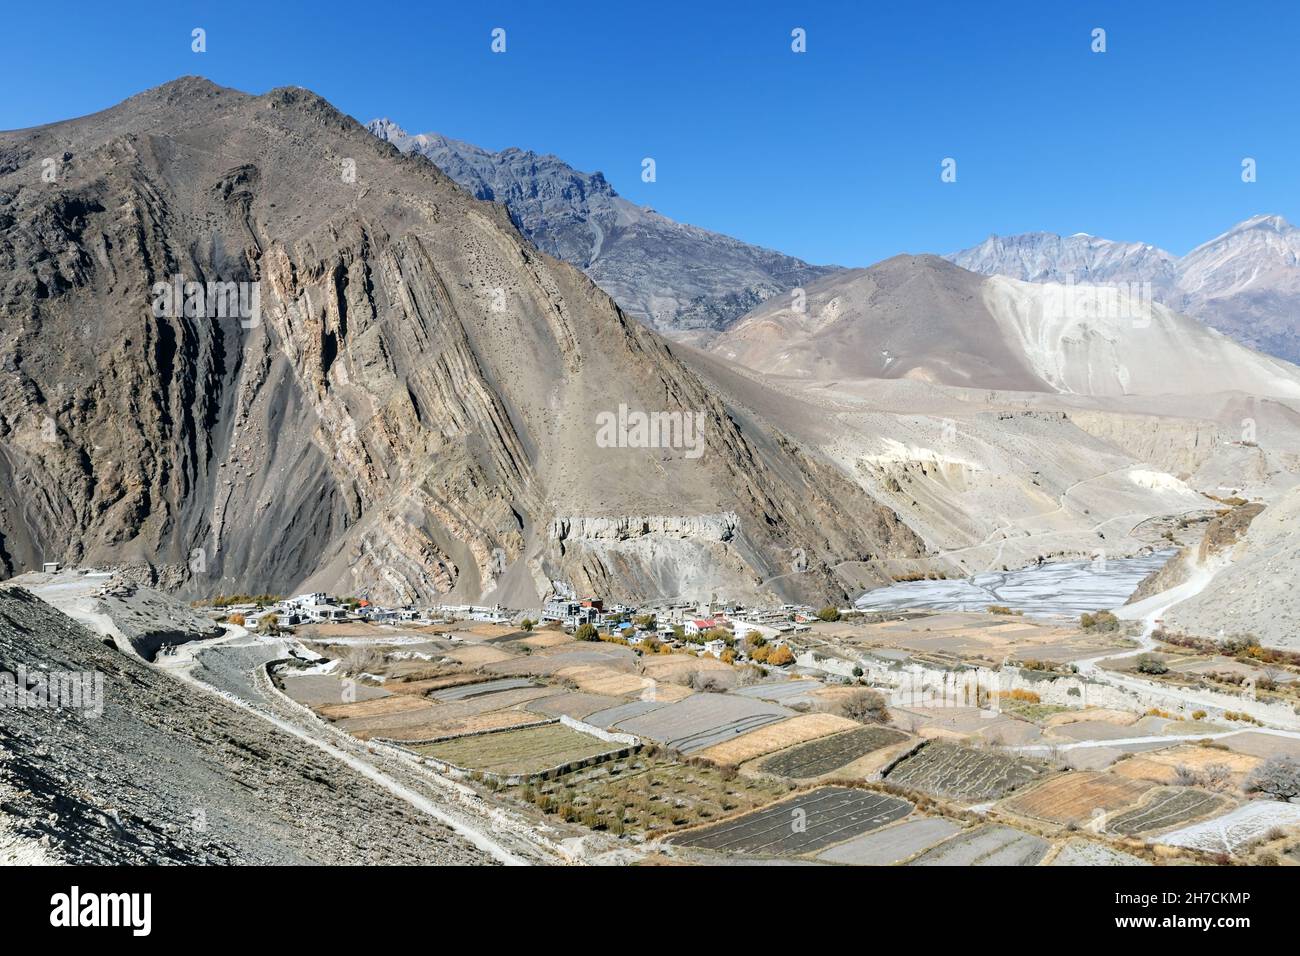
[[1106, 787, 1235, 836], [999, 772, 1154, 827], [415, 723, 622, 775], [1159, 802, 1300, 854], [613, 694, 793, 753], [909, 824, 1050, 866], [504, 753, 788, 836], [761, 726, 911, 779], [667, 787, 913, 856], [884, 743, 1047, 801]]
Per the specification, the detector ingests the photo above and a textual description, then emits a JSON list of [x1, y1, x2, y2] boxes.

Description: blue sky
[[2, 0, 1295, 266]]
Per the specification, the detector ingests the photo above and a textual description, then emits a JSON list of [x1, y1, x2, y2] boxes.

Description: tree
[[259, 612, 280, 636], [767, 644, 795, 666], [817, 606, 841, 622], [227, 612, 246, 627], [520, 618, 535, 631], [633, 613, 656, 629], [1247, 755, 1300, 801], [574, 623, 599, 641], [1135, 654, 1169, 675], [1080, 610, 1119, 632], [851, 665, 864, 678], [837, 689, 889, 724]]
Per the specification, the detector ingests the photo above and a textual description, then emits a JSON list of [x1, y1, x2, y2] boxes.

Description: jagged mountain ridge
[[949, 215, 1300, 364], [0, 77, 922, 606], [366, 118, 834, 341]]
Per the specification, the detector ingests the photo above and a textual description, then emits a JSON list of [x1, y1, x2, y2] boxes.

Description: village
[[204, 587, 820, 667]]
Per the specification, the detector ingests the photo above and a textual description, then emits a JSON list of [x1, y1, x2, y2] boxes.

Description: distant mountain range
[[710, 254, 1300, 399], [366, 118, 833, 341], [949, 215, 1300, 364]]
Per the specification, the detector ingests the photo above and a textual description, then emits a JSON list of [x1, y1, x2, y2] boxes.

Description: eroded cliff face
[[0, 78, 921, 606]]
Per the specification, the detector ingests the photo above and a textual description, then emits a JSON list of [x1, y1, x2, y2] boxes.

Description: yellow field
[[999, 771, 1153, 826], [695, 714, 860, 766], [1110, 745, 1262, 788], [555, 664, 651, 697], [317, 695, 433, 720]]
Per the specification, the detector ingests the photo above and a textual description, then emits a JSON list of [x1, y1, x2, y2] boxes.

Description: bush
[[816, 606, 841, 622], [837, 689, 889, 724], [1135, 654, 1169, 675], [520, 618, 535, 631], [1191, 709, 1207, 720], [574, 623, 599, 641], [1247, 755, 1300, 801], [1080, 610, 1119, 632]]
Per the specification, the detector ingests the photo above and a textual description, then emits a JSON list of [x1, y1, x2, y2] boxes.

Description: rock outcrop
[[366, 118, 834, 341]]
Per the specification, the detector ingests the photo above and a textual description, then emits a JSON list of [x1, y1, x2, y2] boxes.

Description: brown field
[[998, 771, 1154, 827], [1110, 745, 1262, 789], [383, 674, 486, 696], [380, 709, 546, 741], [555, 664, 651, 697], [694, 713, 860, 766], [317, 695, 431, 721], [1043, 708, 1140, 729], [519, 631, 573, 649], [640, 654, 733, 684], [444, 644, 516, 666]]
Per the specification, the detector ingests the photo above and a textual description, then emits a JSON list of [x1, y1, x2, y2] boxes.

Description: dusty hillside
[[1160, 490, 1300, 648], [0, 586, 490, 863], [711, 255, 1300, 399], [0, 77, 921, 606]]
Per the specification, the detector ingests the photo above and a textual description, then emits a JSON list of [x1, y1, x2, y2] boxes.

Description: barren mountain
[[366, 118, 833, 341], [709, 255, 1300, 399], [0, 585, 491, 864], [950, 215, 1300, 364], [0, 77, 920, 607]]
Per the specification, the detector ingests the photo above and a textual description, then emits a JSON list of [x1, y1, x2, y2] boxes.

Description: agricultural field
[[668, 787, 913, 856], [694, 714, 859, 767], [613, 693, 794, 753], [504, 753, 789, 836], [816, 817, 963, 865], [1105, 787, 1235, 836], [884, 742, 1049, 801], [1048, 839, 1151, 866], [908, 824, 1050, 866], [427, 677, 539, 702], [998, 771, 1154, 827], [1158, 801, 1300, 855], [760, 726, 912, 780], [1109, 744, 1262, 789], [414, 723, 623, 776]]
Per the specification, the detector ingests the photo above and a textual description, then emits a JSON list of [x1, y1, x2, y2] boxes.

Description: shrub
[[574, 623, 599, 641], [520, 618, 535, 631], [1191, 709, 1207, 720], [837, 689, 889, 724], [1247, 755, 1300, 801], [816, 606, 841, 622], [1081, 610, 1119, 632], [1135, 654, 1169, 675]]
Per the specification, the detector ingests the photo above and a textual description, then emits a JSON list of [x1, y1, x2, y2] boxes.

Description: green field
[[417, 723, 620, 775]]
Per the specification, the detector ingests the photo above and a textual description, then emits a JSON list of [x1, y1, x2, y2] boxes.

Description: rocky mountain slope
[[949, 215, 1300, 364], [0, 77, 921, 607], [0, 585, 490, 863], [366, 118, 833, 341], [709, 255, 1300, 399]]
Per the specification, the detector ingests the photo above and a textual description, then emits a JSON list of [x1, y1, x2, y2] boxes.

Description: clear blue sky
[[2, 0, 1295, 266]]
